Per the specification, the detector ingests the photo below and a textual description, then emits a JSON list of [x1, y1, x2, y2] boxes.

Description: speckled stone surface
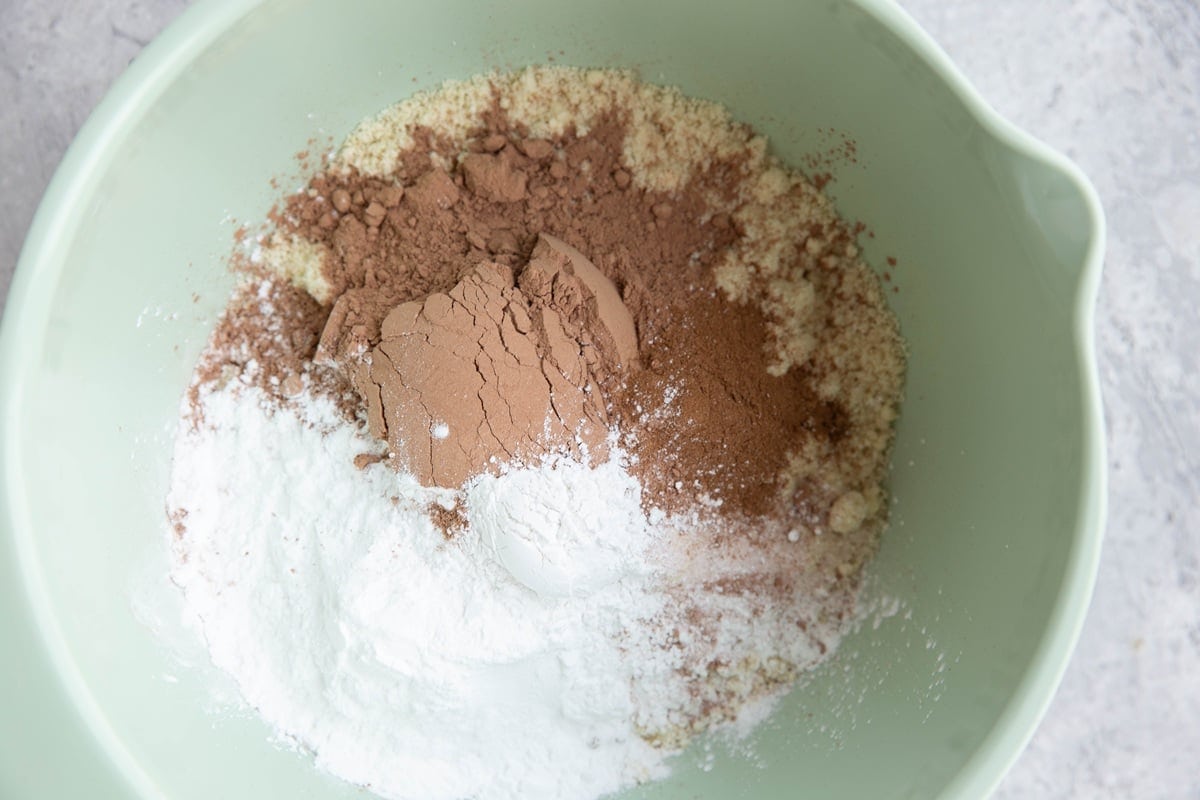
[[1, 1, 1197, 797]]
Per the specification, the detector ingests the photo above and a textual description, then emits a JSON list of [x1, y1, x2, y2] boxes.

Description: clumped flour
[[168, 66, 904, 800]]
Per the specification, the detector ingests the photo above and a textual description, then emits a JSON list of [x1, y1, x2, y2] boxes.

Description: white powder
[[170, 385, 682, 800], [467, 456, 657, 598], [169, 384, 852, 800]]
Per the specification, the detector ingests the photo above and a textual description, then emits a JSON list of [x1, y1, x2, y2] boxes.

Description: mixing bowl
[[0, 0, 1105, 797]]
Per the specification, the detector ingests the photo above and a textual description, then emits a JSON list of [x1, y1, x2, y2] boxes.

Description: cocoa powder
[[187, 277, 353, 419], [245, 111, 844, 519], [196, 77, 903, 539], [618, 289, 848, 518], [350, 237, 635, 488]]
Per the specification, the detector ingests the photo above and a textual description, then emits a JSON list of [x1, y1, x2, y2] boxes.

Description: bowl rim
[[0, 0, 1106, 797]]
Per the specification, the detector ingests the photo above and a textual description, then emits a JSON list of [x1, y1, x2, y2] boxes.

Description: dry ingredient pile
[[167, 67, 904, 800]]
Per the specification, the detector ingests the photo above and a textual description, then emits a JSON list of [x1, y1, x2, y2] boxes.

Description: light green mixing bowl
[[0, 0, 1105, 797]]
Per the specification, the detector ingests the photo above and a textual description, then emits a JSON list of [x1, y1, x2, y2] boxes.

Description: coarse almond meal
[[167, 66, 905, 800]]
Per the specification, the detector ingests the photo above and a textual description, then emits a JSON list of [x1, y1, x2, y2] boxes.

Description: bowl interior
[[0, 0, 1102, 798]]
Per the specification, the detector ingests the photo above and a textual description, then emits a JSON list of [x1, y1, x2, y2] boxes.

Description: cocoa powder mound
[[351, 237, 636, 488], [247, 110, 847, 519], [618, 289, 848, 518]]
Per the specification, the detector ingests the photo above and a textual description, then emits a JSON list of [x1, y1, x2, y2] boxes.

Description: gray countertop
[[2, 1, 1197, 797]]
